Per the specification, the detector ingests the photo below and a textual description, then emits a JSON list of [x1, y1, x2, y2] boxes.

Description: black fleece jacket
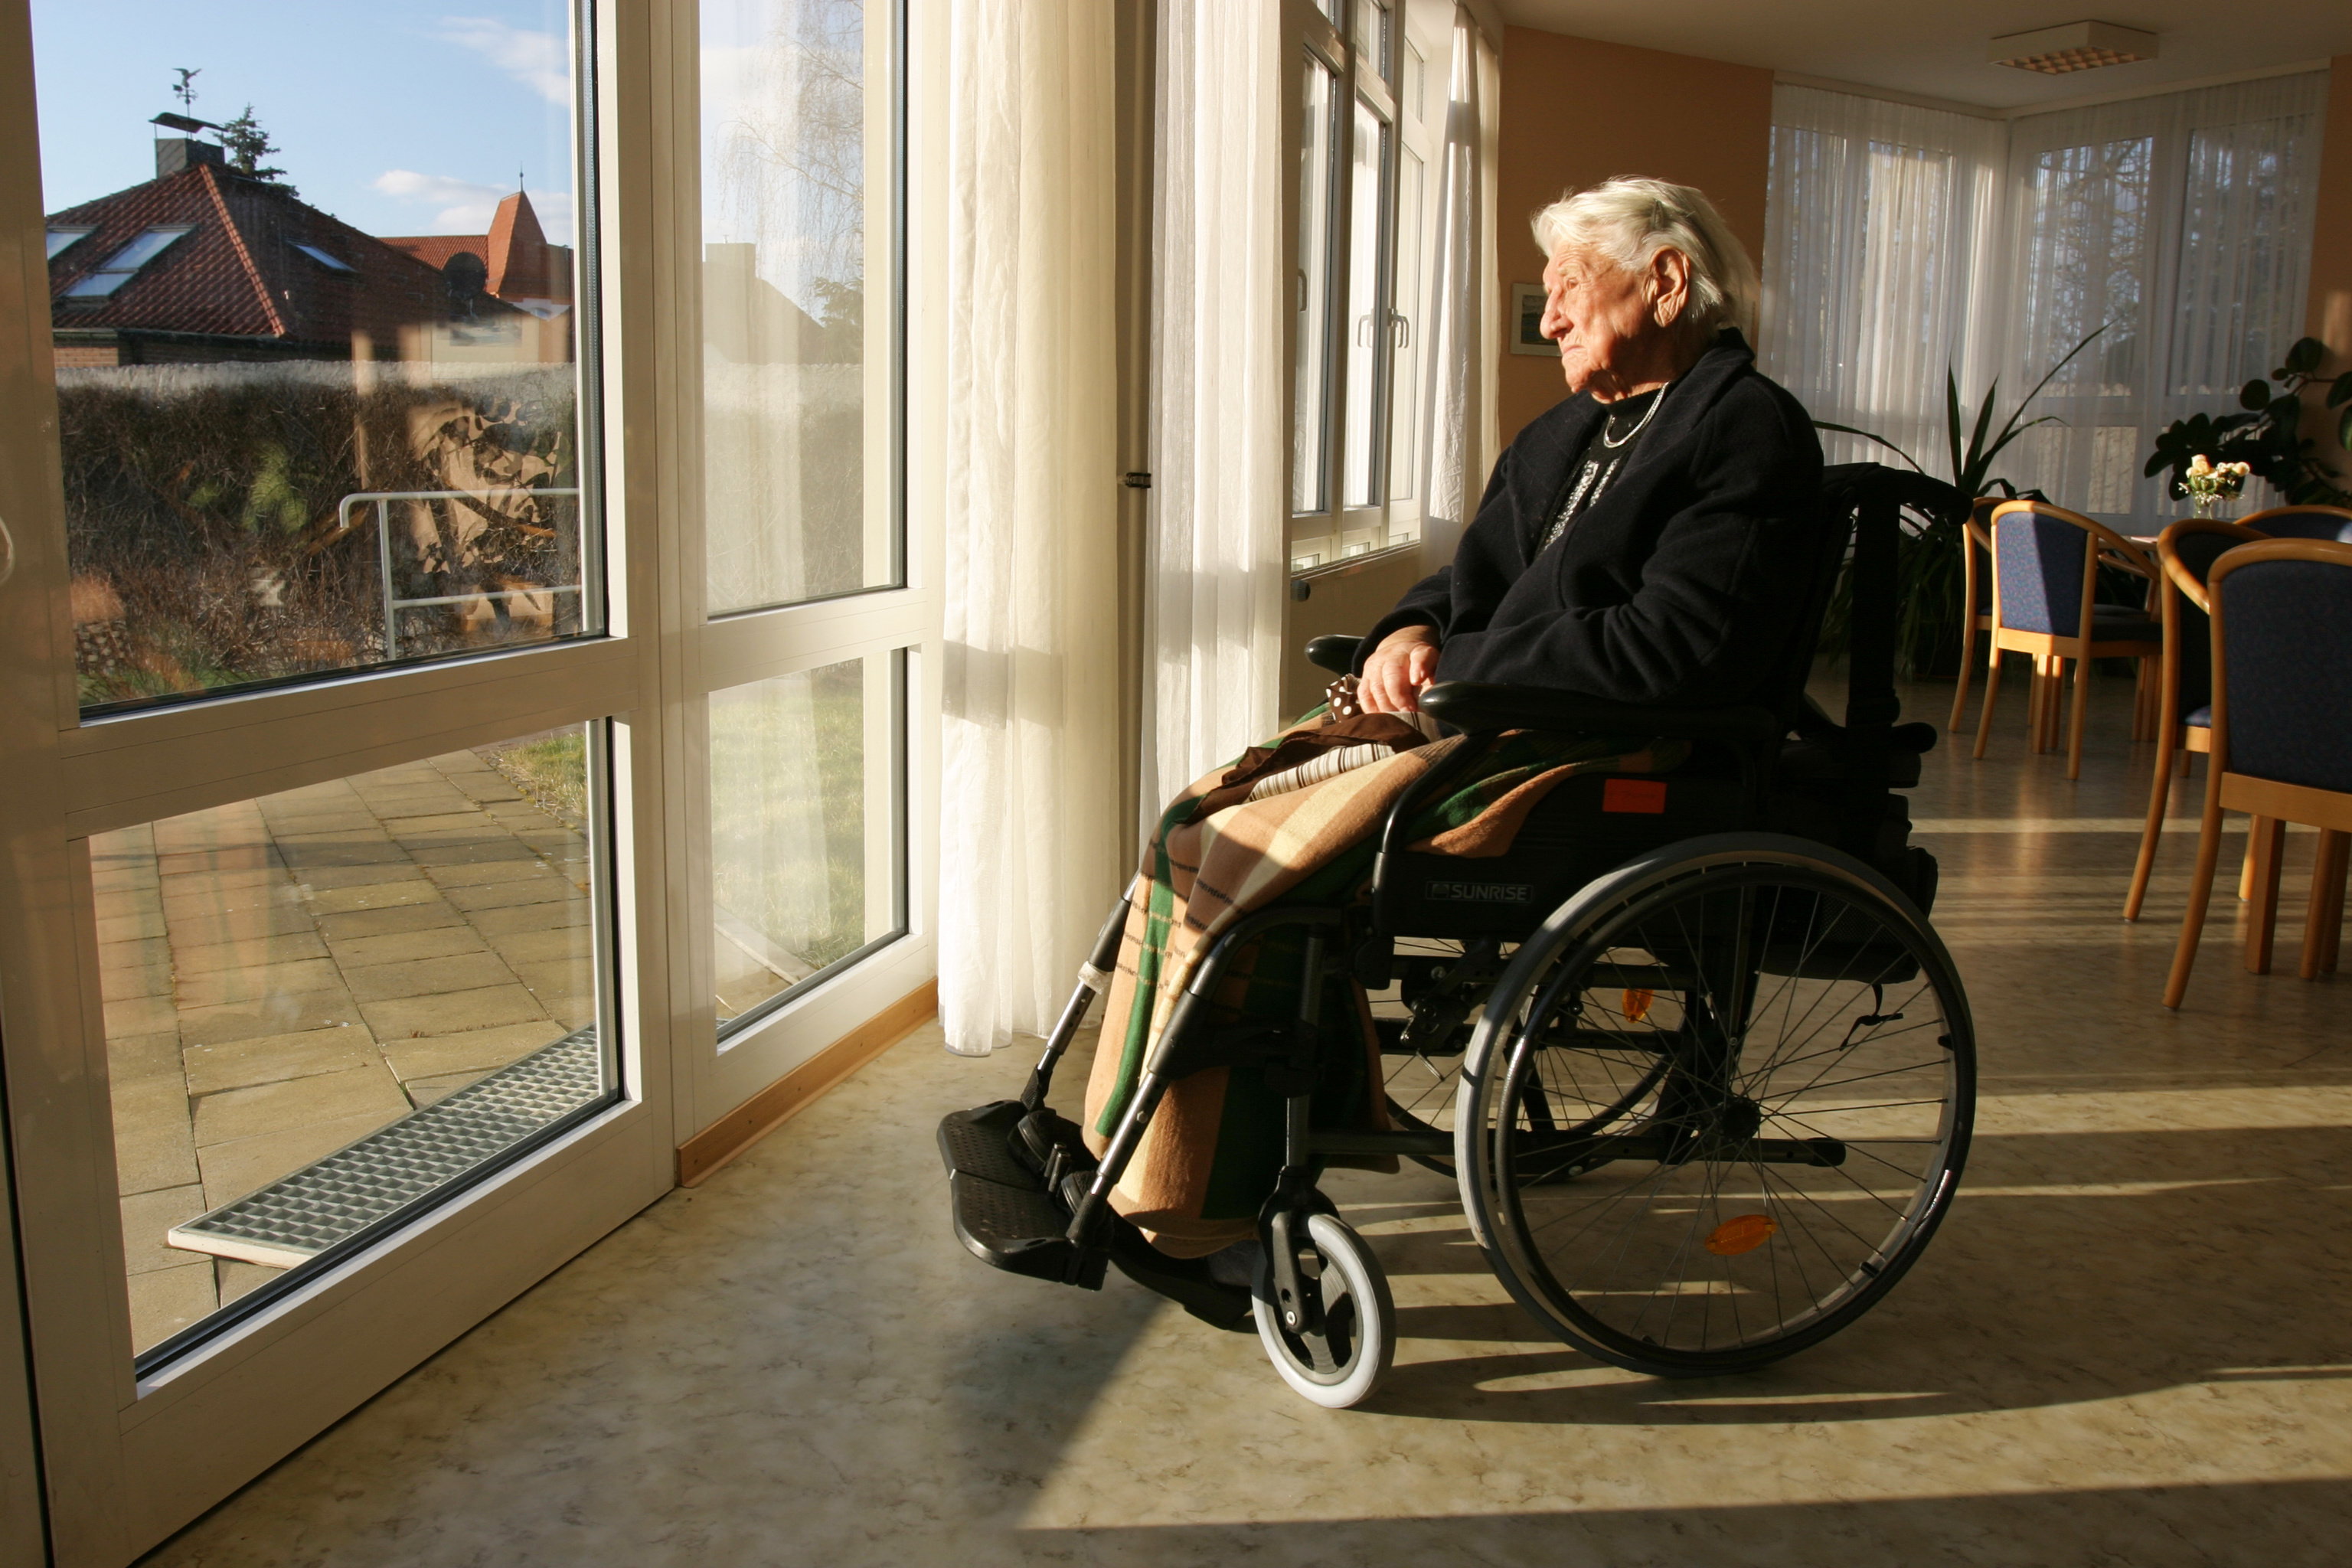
[[1357, 330, 1824, 706]]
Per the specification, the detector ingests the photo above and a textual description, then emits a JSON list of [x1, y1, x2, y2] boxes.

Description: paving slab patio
[[91, 745, 598, 1354]]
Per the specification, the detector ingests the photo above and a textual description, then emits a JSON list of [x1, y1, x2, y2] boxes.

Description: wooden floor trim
[[677, 980, 938, 1187]]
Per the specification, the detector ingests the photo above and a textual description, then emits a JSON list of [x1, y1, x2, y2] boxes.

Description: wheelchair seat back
[[1367, 464, 1958, 951]]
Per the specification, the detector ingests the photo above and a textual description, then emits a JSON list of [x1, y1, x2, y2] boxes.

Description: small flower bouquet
[[2182, 453, 2252, 518]]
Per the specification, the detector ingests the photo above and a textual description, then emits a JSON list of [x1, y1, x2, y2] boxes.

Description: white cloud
[[438, 17, 570, 103], [375, 169, 573, 243]]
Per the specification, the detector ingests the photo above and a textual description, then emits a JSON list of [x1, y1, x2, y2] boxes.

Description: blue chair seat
[[2184, 703, 2211, 730], [2090, 606, 2161, 641]]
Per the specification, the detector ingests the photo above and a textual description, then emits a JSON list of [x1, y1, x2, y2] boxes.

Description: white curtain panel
[[1760, 86, 2007, 477], [1138, 0, 1288, 825], [1994, 72, 2329, 518], [1416, 4, 1491, 571], [939, 0, 1124, 1054]]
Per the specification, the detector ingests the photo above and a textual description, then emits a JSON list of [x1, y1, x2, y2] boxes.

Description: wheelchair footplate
[[937, 1098, 1258, 1331], [937, 1099, 1103, 1287]]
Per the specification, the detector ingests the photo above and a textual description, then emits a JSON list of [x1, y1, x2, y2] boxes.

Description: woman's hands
[[1360, 623, 1440, 714]]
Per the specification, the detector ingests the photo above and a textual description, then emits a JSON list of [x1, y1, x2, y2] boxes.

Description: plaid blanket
[[1081, 708, 1684, 1256]]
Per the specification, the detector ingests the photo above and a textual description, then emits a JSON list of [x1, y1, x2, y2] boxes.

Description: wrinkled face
[[1540, 244, 1665, 397]]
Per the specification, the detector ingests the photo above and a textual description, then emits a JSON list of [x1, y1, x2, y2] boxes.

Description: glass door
[[681, 0, 932, 1130], [0, 3, 675, 1561]]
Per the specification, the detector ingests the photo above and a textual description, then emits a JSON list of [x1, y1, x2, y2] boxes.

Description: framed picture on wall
[[1509, 283, 1556, 356]]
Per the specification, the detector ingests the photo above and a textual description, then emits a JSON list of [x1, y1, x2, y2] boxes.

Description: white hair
[[1531, 178, 1758, 340]]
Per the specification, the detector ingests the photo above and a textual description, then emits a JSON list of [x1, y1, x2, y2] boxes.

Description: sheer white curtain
[[1416, 5, 1498, 570], [1766, 74, 2331, 518], [1760, 86, 2007, 475], [939, 1, 1123, 1055], [1138, 0, 1287, 822], [1994, 72, 2329, 516]]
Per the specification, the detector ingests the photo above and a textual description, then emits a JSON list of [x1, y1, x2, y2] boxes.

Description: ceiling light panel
[[1989, 20, 2159, 75]]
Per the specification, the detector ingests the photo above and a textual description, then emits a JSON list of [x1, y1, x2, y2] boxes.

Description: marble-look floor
[[140, 673, 2350, 1566]]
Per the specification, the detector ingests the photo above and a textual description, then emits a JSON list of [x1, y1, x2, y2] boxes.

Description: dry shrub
[[57, 361, 581, 709]]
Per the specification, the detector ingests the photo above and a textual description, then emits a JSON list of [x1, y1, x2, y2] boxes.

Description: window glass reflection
[[35, 1, 599, 714], [709, 653, 905, 1028], [701, 0, 899, 615], [93, 727, 609, 1364]]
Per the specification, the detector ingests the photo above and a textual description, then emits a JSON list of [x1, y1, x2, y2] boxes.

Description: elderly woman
[[1354, 177, 1823, 714], [1079, 178, 1824, 1266]]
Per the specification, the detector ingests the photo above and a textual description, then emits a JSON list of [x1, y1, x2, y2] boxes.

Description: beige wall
[[2304, 56, 2352, 480], [1493, 26, 1774, 444]]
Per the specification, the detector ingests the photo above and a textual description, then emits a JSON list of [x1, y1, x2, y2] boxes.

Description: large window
[[2, 0, 932, 1547], [694, 0, 916, 1064], [41, 2, 603, 714], [1762, 73, 2329, 520], [1286, 0, 1439, 571]]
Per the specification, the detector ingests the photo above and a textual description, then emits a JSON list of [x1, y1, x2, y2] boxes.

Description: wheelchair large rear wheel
[[1456, 835, 1973, 1377]]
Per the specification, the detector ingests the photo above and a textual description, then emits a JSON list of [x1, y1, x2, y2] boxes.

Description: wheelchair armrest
[[1305, 635, 1363, 675], [1416, 682, 1785, 745]]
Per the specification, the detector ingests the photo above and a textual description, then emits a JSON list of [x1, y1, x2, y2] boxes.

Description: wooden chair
[[2164, 538, 2352, 1008], [2236, 503, 2352, 541], [1972, 500, 2161, 781], [1946, 497, 1998, 733], [2125, 521, 2265, 922]]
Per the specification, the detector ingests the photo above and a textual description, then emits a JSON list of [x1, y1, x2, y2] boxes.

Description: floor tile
[[466, 900, 592, 937], [381, 1020, 568, 1084], [178, 988, 363, 1050], [109, 1074, 199, 1195], [304, 881, 447, 918], [357, 983, 551, 1040], [127, 1262, 217, 1357], [324, 924, 491, 969], [442, 877, 574, 913], [119, 1184, 211, 1275], [314, 902, 469, 942], [174, 958, 343, 1011], [169, 930, 331, 976], [342, 950, 521, 1002], [181, 1024, 381, 1096], [191, 1063, 411, 1149]]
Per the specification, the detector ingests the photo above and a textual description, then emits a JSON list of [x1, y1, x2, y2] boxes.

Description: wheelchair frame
[[937, 465, 1976, 1406]]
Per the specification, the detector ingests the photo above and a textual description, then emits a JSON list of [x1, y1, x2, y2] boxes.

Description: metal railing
[[337, 488, 583, 658]]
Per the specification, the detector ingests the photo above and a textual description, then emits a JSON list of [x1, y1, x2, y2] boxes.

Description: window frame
[[1282, 0, 1440, 573]]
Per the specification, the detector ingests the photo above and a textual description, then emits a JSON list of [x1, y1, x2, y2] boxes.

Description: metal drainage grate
[[168, 1027, 606, 1269]]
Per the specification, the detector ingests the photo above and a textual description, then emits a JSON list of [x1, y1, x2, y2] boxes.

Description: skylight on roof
[[292, 243, 357, 273], [62, 225, 196, 299], [46, 227, 95, 260]]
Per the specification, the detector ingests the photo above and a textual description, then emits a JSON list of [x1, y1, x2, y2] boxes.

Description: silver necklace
[[1599, 384, 1669, 449]]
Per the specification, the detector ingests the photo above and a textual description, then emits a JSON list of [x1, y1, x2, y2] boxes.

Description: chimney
[[155, 137, 224, 179]]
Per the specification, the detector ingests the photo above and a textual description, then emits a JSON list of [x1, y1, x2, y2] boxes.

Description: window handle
[[1298, 270, 1308, 312], [1390, 310, 1411, 349], [1357, 313, 1376, 346]]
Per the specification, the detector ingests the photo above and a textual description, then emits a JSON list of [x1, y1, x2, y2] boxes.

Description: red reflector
[[1602, 778, 1668, 815]]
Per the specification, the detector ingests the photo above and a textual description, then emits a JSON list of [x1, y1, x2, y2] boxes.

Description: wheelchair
[[938, 465, 1976, 1408]]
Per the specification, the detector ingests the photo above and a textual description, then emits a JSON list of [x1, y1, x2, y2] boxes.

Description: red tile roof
[[48, 165, 462, 347], [381, 191, 574, 308]]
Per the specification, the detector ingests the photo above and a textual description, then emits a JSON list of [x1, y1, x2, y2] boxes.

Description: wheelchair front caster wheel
[[1252, 1213, 1395, 1409]]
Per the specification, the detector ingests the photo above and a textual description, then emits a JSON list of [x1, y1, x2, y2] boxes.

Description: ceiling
[[1493, 2, 2352, 109]]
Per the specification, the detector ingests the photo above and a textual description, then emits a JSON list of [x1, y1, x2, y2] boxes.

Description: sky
[[30, 1, 579, 243]]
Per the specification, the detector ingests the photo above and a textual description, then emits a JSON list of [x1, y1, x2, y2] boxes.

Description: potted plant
[[2145, 336, 2352, 508], [1813, 328, 2103, 677]]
